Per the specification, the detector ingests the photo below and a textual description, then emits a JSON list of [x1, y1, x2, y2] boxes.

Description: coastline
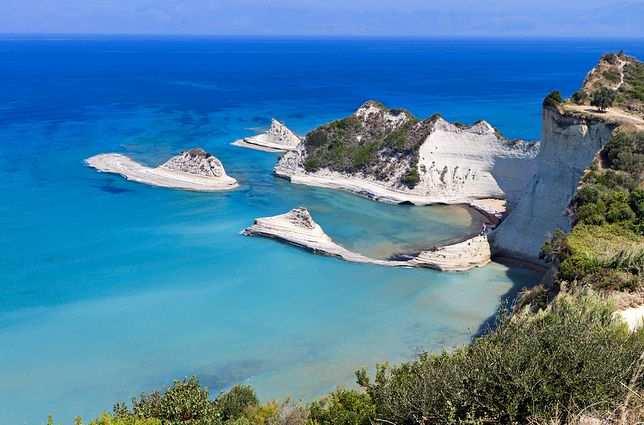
[[274, 169, 508, 221], [242, 207, 492, 272]]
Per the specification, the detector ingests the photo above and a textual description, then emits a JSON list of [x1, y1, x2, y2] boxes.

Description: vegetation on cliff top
[[301, 103, 428, 188], [571, 52, 644, 116]]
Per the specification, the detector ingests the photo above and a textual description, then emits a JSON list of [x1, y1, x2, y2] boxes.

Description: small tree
[[591, 87, 616, 112]]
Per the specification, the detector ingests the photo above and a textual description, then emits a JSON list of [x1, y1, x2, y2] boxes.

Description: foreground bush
[[356, 293, 644, 424], [57, 295, 643, 425]]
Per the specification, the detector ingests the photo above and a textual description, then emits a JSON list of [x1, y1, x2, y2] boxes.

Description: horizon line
[[1, 32, 644, 40]]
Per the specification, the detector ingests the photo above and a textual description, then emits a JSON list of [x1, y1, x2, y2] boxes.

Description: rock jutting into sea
[[232, 119, 302, 152], [273, 101, 539, 220], [492, 53, 644, 261], [85, 148, 239, 191], [242, 207, 491, 272]]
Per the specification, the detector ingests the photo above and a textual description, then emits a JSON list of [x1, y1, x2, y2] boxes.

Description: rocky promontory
[[242, 207, 491, 271], [86, 148, 239, 191], [273, 101, 539, 218], [492, 53, 644, 261], [233, 119, 302, 152]]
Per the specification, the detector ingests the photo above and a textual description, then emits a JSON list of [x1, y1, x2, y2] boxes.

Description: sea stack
[[86, 148, 239, 191], [233, 119, 302, 152]]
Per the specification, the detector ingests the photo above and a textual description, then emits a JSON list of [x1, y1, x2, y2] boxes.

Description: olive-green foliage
[[590, 87, 616, 111], [130, 377, 219, 424], [572, 132, 643, 237], [605, 131, 644, 177], [308, 389, 375, 425], [571, 90, 588, 105], [89, 412, 161, 425], [357, 294, 644, 424], [109, 378, 260, 425], [301, 104, 426, 188], [541, 133, 644, 289], [215, 385, 258, 422], [619, 59, 644, 103], [543, 90, 563, 108]]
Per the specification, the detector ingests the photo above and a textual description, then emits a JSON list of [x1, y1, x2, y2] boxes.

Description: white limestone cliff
[[242, 207, 491, 272], [232, 119, 301, 152], [275, 104, 538, 218], [491, 106, 616, 260], [86, 148, 239, 191]]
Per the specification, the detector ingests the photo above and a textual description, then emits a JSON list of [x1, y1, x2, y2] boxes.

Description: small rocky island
[[86, 148, 239, 191], [273, 101, 539, 220], [242, 207, 491, 271], [232, 119, 302, 152]]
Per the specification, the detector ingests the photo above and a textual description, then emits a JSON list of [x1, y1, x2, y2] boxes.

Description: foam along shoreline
[[86, 149, 239, 191], [242, 207, 491, 272], [232, 119, 302, 152]]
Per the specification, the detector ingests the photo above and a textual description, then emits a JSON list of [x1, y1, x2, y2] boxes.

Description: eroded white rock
[[86, 149, 238, 191], [242, 207, 491, 271], [232, 119, 301, 152]]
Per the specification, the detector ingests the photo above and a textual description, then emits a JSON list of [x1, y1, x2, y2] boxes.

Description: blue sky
[[2, 0, 643, 37]]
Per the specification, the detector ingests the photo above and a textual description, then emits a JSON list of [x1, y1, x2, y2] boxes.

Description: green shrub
[[357, 294, 644, 424], [571, 90, 588, 105], [214, 385, 258, 422], [130, 377, 218, 424], [543, 91, 563, 108], [401, 167, 420, 189], [591, 87, 616, 111], [308, 389, 375, 425]]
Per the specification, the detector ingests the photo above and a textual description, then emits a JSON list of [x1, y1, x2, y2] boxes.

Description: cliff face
[[492, 106, 616, 260], [275, 101, 538, 210]]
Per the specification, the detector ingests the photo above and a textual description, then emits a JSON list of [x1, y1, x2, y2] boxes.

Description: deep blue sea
[[1, 36, 642, 424]]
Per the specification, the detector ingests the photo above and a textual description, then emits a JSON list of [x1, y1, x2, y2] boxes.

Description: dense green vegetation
[[619, 59, 644, 104], [301, 103, 429, 188], [56, 294, 644, 425], [543, 90, 563, 108], [591, 87, 616, 112]]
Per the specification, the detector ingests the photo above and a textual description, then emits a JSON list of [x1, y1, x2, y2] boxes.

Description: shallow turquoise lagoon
[[4, 37, 640, 424]]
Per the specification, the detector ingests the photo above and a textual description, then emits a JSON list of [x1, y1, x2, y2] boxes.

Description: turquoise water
[[2, 37, 642, 424]]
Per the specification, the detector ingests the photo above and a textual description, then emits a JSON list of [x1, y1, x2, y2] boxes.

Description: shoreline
[[242, 207, 492, 272], [273, 170, 508, 222]]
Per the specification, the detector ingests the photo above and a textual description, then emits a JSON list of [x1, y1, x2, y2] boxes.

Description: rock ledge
[[242, 207, 491, 272]]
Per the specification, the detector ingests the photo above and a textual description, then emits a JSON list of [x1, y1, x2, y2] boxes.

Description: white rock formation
[[232, 119, 301, 152], [275, 106, 538, 219], [86, 148, 239, 191], [491, 106, 616, 260], [242, 207, 491, 272], [617, 305, 644, 331]]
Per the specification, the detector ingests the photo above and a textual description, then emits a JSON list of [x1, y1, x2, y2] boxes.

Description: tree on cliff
[[591, 87, 616, 112]]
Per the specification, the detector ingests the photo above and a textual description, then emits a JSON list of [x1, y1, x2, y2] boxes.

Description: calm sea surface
[[1, 36, 642, 424]]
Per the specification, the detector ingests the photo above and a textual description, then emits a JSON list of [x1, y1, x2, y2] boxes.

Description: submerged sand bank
[[86, 150, 238, 191], [242, 208, 491, 272]]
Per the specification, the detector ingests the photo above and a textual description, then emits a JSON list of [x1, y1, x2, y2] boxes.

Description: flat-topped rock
[[86, 150, 238, 191], [232, 119, 302, 152], [242, 207, 491, 272]]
